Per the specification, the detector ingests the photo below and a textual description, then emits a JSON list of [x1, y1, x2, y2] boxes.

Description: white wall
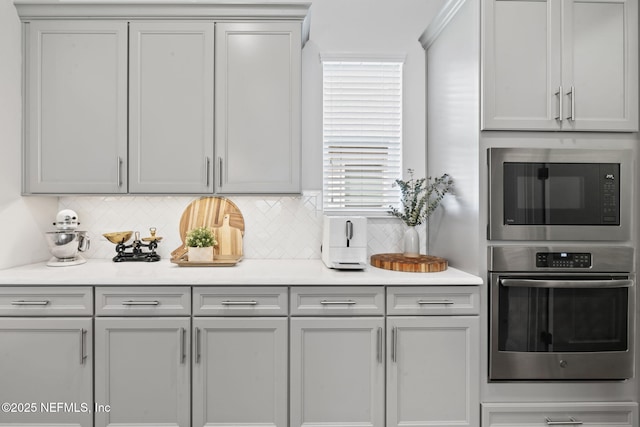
[[0, 0, 58, 269], [425, 0, 481, 274]]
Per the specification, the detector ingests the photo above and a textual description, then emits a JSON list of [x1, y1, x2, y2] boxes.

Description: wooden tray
[[170, 197, 245, 262], [370, 253, 448, 273], [170, 254, 243, 267]]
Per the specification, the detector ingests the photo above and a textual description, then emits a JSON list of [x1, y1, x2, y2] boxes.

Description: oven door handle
[[500, 279, 633, 289]]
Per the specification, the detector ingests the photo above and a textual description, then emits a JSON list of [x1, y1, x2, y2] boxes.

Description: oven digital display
[[536, 252, 592, 268]]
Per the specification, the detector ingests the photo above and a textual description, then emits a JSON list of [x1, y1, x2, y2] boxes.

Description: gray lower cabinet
[[94, 286, 191, 427], [94, 317, 191, 427], [0, 317, 93, 427], [192, 317, 288, 427], [290, 317, 385, 427], [386, 287, 480, 427], [0, 286, 93, 427], [387, 317, 479, 427], [289, 286, 386, 427]]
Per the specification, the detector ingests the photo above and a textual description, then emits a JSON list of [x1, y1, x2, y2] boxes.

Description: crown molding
[[14, 0, 312, 21], [419, 0, 467, 50]]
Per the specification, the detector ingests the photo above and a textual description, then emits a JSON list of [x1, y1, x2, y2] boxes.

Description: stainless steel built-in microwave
[[488, 148, 632, 241]]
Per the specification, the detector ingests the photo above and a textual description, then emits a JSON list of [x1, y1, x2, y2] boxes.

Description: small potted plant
[[185, 226, 217, 262], [389, 169, 453, 257]]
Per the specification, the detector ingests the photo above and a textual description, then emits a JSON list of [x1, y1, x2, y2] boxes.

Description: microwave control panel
[[536, 252, 592, 268]]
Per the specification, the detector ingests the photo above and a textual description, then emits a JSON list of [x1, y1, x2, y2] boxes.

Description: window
[[322, 57, 403, 213]]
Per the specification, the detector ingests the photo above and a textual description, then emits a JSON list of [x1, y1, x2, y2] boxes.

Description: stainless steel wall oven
[[489, 246, 635, 381], [488, 148, 632, 241]]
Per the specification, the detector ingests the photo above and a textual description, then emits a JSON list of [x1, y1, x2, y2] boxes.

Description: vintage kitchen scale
[[103, 228, 162, 262], [170, 196, 244, 266]]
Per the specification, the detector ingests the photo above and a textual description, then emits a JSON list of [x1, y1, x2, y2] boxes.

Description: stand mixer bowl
[[45, 230, 89, 262]]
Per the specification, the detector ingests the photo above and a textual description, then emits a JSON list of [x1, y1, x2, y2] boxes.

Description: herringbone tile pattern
[[59, 194, 417, 260]]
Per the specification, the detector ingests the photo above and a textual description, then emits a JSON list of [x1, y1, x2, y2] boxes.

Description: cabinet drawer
[[0, 286, 93, 316], [193, 287, 288, 316], [482, 402, 638, 427], [387, 286, 479, 315], [291, 286, 384, 316], [96, 287, 190, 316]]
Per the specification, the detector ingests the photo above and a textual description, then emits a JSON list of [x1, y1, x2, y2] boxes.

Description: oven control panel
[[536, 252, 592, 268]]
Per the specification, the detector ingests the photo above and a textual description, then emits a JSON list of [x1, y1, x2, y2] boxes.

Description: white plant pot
[[188, 246, 214, 262]]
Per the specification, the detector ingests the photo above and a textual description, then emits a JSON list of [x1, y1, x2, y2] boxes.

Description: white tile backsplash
[[59, 193, 420, 260]]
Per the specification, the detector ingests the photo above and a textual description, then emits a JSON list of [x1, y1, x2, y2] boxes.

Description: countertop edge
[[0, 259, 484, 286]]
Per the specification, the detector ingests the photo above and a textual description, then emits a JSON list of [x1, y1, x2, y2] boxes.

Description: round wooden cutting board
[[171, 197, 245, 261], [370, 253, 448, 273]]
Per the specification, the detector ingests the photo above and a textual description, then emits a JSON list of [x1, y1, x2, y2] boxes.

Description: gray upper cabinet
[[482, 0, 638, 131], [215, 22, 302, 193], [24, 20, 128, 194], [19, 4, 309, 195], [129, 22, 215, 194]]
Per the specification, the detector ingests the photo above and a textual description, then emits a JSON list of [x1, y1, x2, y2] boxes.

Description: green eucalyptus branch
[[388, 169, 454, 227]]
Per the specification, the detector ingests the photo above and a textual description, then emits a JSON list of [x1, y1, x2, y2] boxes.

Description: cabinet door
[[0, 318, 92, 427], [290, 317, 385, 427], [562, 0, 638, 131], [215, 22, 301, 193], [129, 22, 215, 193], [95, 317, 190, 427], [192, 317, 288, 427], [482, 0, 562, 130], [387, 316, 479, 427], [25, 21, 127, 193]]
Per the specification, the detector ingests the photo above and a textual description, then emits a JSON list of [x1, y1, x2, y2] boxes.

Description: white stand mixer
[[44, 209, 90, 267]]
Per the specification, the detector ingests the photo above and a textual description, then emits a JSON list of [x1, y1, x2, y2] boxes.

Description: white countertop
[[0, 258, 483, 286]]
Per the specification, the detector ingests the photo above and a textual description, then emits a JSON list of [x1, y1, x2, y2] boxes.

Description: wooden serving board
[[370, 253, 448, 273], [213, 214, 243, 256], [171, 197, 245, 262]]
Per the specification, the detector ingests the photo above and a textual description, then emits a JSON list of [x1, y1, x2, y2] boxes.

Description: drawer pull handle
[[221, 300, 258, 306], [11, 300, 50, 306], [391, 326, 398, 363], [566, 86, 575, 121], [320, 300, 356, 305], [80, 329, 87, 365], [545, 417, 582, 426], [195, 327, 201, 364], [417, 300, 454, 305], [219, 157, 223, 188], [376, 327, 383, 364], [204, 157, 211, 187], [179, 328, 186, 364], [554, 86, 563, 121], [121, 300, 160, 306]]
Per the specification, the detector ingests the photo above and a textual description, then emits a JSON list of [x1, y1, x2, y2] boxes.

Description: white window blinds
[[322, 59, 403, 212]]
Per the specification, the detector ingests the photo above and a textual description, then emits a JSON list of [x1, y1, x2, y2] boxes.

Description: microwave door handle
[[500, 279, 633, 289]]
